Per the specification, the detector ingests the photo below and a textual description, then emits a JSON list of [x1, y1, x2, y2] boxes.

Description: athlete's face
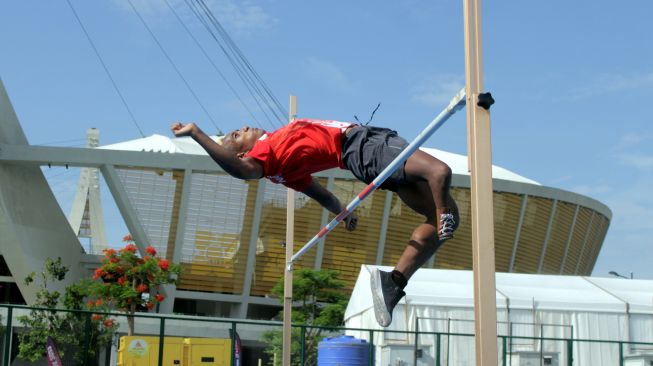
[[222, 125, 265, 153]]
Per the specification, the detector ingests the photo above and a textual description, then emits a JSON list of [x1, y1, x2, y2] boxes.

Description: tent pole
[[463, 0, 499, 365], [282, 95, 298, 366]]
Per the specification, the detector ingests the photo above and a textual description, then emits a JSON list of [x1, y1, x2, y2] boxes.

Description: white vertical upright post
[[282, 95, 297, 366], [463, 0, 499, 365]]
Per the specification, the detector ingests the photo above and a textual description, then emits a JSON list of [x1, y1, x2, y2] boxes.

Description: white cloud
[[612, 133, 649, 151], [611, 134, 653, 169], [565, 71, 653, 101], [549, 175, 572, 185], [411, 74, 464, 107], [300, 57, 355, 91], [602, 176, 653, 230], [569, 184, 612, 196], [592, 232, 652, 278], [618, 153, 653, 169], [592, 174, 653, 278]]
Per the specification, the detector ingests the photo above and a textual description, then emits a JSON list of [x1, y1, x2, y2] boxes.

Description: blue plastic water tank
[[317, 335, 370, 366]]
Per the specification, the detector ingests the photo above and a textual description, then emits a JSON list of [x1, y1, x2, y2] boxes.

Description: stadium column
[[508, 195, 528, 272], [463, 0, 499, 365], [537, 200, 558, 273], [237, 179, 267, 318], [159, 168, 192, 314], [575, 212, 596, 275], [0, 78, 85, 304], [375, 191, 394, 265], [313, 176, 335, 270], [559, 205, 580, 274]]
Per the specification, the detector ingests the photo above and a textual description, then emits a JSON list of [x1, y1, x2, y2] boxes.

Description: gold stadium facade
[[109, 143, 611, 318]]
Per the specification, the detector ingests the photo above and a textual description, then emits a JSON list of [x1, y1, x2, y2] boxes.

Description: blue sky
[[1, 1, 651, 279]]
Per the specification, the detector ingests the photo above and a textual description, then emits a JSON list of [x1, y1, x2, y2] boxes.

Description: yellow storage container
[[117, 336, 184, 366], [183, 338, 231, 366]]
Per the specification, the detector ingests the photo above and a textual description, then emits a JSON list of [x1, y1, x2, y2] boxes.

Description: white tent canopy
[[345, 265, 653, 366]]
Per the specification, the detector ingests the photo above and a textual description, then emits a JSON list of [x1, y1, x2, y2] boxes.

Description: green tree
[[87, 235, 181, 335], [17, 257, 117, 364], [262, 268, 348, 366]]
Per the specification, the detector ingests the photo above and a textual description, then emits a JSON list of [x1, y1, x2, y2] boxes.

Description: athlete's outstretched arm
[[171, 122, 263, 180], [302, 177, 358, 231]]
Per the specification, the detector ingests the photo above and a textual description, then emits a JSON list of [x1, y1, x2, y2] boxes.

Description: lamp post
[[609, 271, 633, 279]]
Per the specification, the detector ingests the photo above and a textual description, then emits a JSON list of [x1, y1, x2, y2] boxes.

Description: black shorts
[[341, 125, 409, 192]]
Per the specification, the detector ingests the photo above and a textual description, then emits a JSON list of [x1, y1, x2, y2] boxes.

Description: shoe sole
[[370, 269, 391, 327]]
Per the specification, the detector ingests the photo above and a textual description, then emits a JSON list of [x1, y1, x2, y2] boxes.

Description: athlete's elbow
[[233, 166, 262, 180]]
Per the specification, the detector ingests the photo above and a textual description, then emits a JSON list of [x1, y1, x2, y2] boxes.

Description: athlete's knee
[[438, 161, 452, 179], [410, 228, 439, 247], [427, 161, 451, 184]]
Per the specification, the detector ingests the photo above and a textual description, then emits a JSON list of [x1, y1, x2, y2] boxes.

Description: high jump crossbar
[[287, 87, 467, 271]]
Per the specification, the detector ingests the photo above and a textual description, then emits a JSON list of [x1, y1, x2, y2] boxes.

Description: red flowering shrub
[[136, 284, 148, 293], [158, 259, 170, 271], [84, 299, 118, 337], [88, 235, 180, 335]]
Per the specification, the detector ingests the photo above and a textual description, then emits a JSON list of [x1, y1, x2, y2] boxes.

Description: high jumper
[[171, 116, 460, 327]]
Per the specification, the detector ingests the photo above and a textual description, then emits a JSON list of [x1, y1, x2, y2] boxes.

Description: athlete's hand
[[171, 122, 197, 137], [344, 212, 358, 231]]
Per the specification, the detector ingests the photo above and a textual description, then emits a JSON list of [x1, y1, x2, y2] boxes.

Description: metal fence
[[1, 304, 651, 366]]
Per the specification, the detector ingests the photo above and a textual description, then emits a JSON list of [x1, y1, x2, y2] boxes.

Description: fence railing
[[1, 303, 651, 366]]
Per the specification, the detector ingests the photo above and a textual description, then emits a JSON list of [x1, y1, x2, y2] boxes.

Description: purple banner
[[46, 337, 63, 366], [229, 329, 242, 366]]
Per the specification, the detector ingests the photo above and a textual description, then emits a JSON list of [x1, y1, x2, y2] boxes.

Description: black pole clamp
[[477, 92, 495, 110]]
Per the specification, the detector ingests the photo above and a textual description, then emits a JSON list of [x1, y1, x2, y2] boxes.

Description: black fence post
[[368, 330, 374, 366], [231, 322, 237, 366], [158, 317, 166, 366], [501, 336, 506, 366], [436, 333, 441, 366], [3, 307, 12, 366], [566, 339, 573, 365], [82, 312, 92, 365], [300, 326, 306, 365]]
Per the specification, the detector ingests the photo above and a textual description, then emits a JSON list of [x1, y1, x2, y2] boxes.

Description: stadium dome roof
[[100, 134, 540, 186]]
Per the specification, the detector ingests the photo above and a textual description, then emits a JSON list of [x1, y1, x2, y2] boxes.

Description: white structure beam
[[239, 179, 267, 318], [0, 143, 221, 171], [159, 168, 193, 314]]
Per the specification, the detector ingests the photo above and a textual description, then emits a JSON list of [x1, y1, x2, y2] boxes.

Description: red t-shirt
[[245, 119, 352, 191]]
